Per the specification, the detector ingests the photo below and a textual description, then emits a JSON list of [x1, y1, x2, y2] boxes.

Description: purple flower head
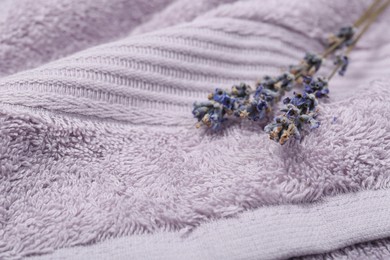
[[256, 99, 268, 112], [264, 116, 301, 145], [328, 25, 356, 49], [254, 84, 264, 99], [265, 90, 320, 145], [254, 81, 279, 104], [192, 101, 228, 130], [283, 104, 300, 118], [192, 101, 213, 121], [254, 77, 273, 97], [234, 98, 268, 121], [315, 88, 329, 98], [212, 88, 225, 102], [336, 26, 356, 42], [335, 55, 349, 76], [261, 88, 279, 102], [289, 92, 308, 107], [231, 83, 251, 98], [209, 108, 226, 130], [213, 88, 236, 110], [276, 72, 295, 91], [304, 53, 322, 72], [254, 99, 268, 119], [303, 77, 329, 98], [262, 75, 278, 91]]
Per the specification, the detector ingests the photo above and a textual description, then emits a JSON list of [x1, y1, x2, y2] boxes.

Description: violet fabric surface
[[0, 0, 175, 77], [28, 188, 390, 260], [0, 0, 390, 259]]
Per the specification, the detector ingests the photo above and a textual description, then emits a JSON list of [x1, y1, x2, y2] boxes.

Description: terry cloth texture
[[0, 0, 175, 77], [1, 0, 390, 259], [28, 189, 390, 260]]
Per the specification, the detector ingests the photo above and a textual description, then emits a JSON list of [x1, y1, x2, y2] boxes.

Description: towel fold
[[1, 0, 390, 259]]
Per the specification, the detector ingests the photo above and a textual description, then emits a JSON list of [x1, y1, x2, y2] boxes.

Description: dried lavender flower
[[264, 92, 320, 145], [334, 55, 349, 76], [192, 72, 297, 130], [191, 1, 387, 146], [303, 53, 323, 72], [192, 101, 226, 130], [234, 99, 268, 121], [289, 53, 323, 79], [328, 26, 356, 48], [193, 83, 264, 129], [265, 76, 328, 145], [231, 83, 252, 98], [212, 88, 236, 110], [193, 46, 331, 130], [303, 76, 329, 98], [236, 80, 273, 121]]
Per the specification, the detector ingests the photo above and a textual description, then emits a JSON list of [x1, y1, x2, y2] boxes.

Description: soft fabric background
[[0, 0, 390, 259], [28, 188, 390, 260], [0, 0, 175, 77]]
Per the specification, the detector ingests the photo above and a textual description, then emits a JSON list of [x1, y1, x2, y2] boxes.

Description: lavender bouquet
[[192, 0, 389, 145]]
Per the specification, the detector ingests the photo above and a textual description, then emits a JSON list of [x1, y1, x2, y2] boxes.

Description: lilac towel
[[0, 0, 390, 259]]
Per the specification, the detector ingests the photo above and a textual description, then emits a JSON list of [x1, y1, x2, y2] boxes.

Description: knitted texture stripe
[[1, 0, 390, 259]]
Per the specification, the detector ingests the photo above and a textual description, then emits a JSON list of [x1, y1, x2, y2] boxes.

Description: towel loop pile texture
[[0, 0, 390, 259]]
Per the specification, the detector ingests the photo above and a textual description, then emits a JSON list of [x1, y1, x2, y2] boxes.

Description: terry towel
[[1, 0, 390, 259]]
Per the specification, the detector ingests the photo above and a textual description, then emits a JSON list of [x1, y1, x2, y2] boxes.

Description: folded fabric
[[0, 0, 175, 77], [1, 0, 390, 259], [28, 188, 390, 260]]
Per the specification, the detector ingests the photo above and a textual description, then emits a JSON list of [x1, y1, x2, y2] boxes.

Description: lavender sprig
[[334, 55, 349, 76], [192, 54, 321, 130], [289, 53, 323, 79], [327, 26, 356, 49], [264, 0, 390, 145], [192, 0, 389, 145], [264, 77, 328, 145]]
